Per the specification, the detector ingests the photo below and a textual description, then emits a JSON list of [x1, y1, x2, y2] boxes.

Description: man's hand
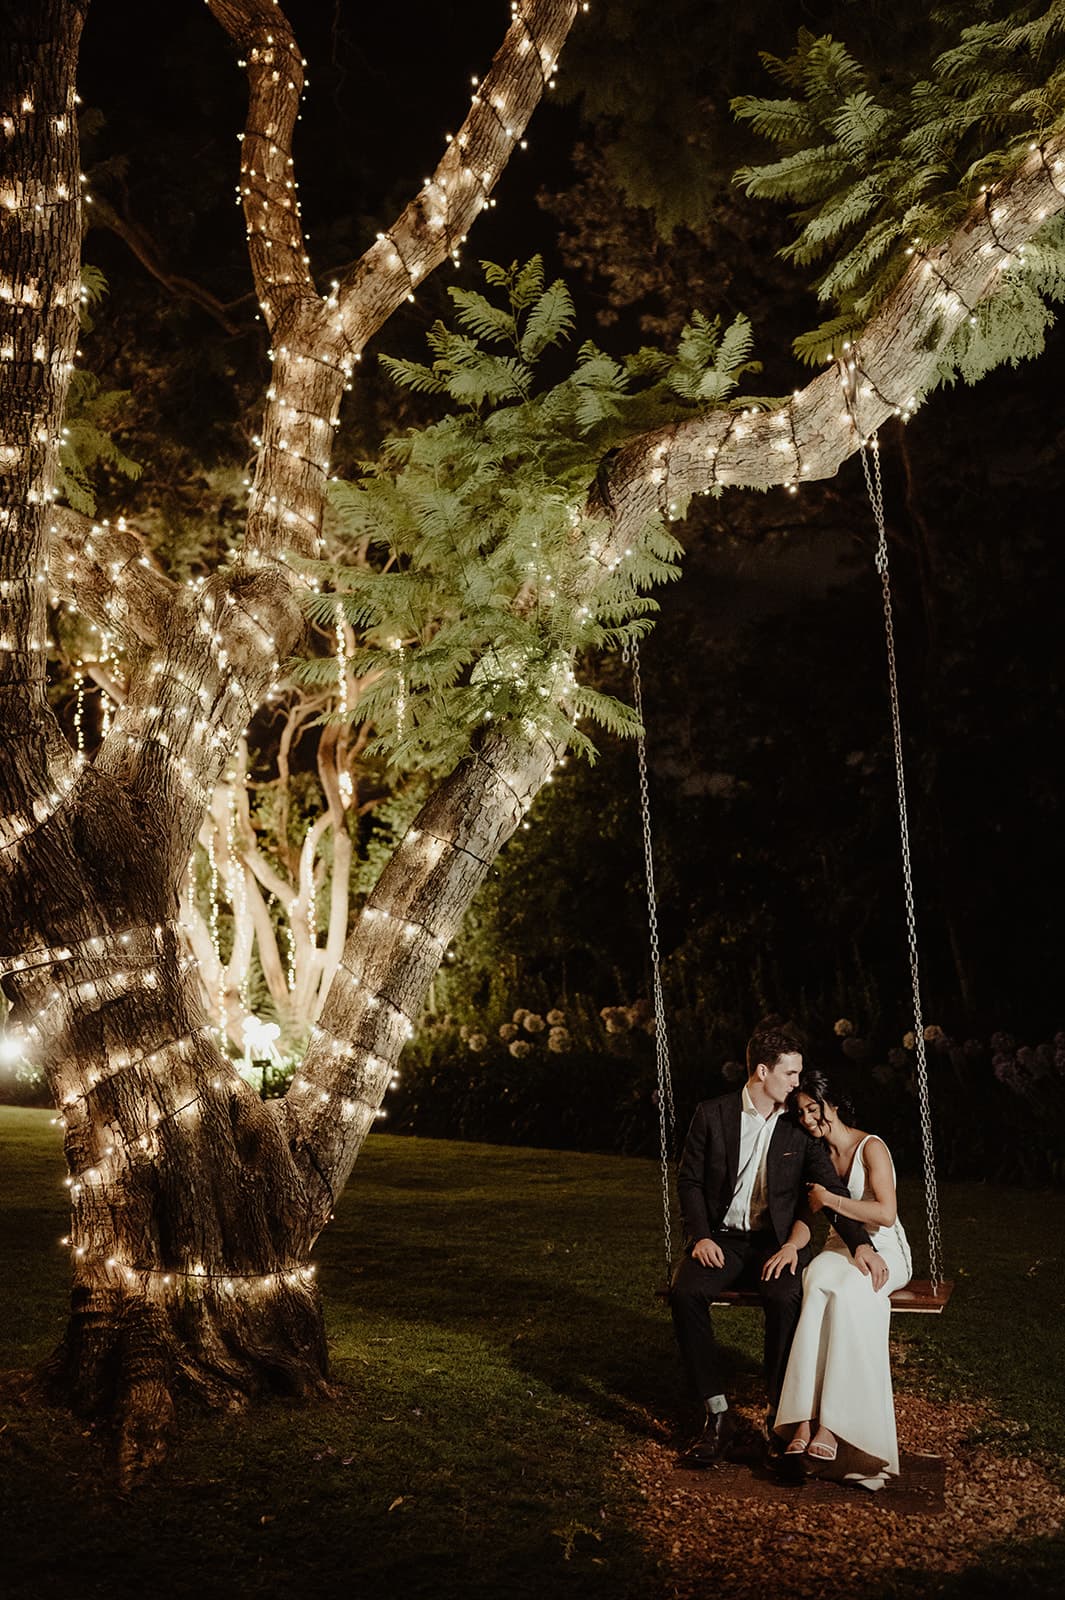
[[692, 1237, 726, 1269], [805, 1182, 830, 1214], [761, 1242, 800, 1280], [854, 1243, 889, 1291]]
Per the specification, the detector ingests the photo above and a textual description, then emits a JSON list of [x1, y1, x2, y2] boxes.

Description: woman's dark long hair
[[789, 1066, 856, 1129]]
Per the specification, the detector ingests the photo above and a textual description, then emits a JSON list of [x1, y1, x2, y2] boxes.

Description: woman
[[773, 1068, 912, 1490]]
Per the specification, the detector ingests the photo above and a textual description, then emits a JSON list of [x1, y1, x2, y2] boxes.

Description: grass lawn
[[1, 1105, 1064, 1599]]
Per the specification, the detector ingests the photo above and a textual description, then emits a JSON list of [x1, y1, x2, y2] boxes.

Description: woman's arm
[[803, 1133, 872, 1254], [810, 1137, 897, 1229]]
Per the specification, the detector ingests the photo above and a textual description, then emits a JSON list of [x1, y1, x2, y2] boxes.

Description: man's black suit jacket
[[677, 1090, 873, 1257]]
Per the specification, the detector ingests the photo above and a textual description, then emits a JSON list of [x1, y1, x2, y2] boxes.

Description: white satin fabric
[[775, 1134, 912, 1489]]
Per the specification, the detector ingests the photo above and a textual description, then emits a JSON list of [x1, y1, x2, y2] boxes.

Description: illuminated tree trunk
[[0, 0, 580, 1481], [3, 0, 1064, 1484]]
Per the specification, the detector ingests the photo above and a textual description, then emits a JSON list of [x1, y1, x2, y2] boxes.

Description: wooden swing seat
[[711, 1278, 953, 1314]]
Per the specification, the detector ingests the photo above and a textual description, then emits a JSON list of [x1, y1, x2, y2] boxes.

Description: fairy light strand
[[0, 919, 173, 983]]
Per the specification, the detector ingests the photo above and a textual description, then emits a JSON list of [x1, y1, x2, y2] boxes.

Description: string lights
[[334, 600, 348, 719], [228, 783, 252, 1016], [0, 0, 706, 1293], [205, 826, 225, 1038], [305, 825, 318, 956], [391, 637, 407, 735], [55, 1245, 318, 1299], [0, 759, 83, 853]]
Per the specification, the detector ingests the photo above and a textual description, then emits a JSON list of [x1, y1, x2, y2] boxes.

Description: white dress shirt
[[721, 1084, 782, 1232]]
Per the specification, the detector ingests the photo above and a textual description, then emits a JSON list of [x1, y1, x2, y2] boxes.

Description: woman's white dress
[[775, 1134, 912, 1489]]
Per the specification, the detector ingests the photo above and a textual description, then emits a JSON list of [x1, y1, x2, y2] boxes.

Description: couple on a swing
[[670, 1017, 912, 1490]]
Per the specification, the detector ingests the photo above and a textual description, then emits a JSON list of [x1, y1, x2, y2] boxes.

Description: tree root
[[43, 1281, 330, 1488]]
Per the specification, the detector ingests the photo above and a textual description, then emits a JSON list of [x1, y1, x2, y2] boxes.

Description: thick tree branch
[[0, 1, 94, 841], [204, 0, 581, 592], [594, 135, 1065, 554], [290, 723, 565, 1220], [330, 0, 581, 350], [206, 0, 315, 329], [48, 506, 179, 649]]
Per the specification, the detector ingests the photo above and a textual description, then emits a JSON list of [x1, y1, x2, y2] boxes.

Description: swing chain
[[623, 636, 678, 1278], [860, 436, 944, 1292]]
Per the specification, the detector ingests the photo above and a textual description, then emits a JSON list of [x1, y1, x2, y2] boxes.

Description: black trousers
[[669, 1229, 809, 1410]]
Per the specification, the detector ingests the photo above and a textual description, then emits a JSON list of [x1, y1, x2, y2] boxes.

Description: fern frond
[[512, 255, 546, 309], [792, 313, 864, 366], [813, 216, 902, 302], [730, 94, 816, 146], [782, 173, 883, 266], [830, 91, 891, 158], [377, 354, 447, 394], [520, 279, 576, 361], [448, 288, 517, 345], [735, 144, 852, 204], [800, 36, 868, 118]]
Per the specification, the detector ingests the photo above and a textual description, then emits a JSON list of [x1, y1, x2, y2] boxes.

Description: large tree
[[3, 0, 1065, 1479]]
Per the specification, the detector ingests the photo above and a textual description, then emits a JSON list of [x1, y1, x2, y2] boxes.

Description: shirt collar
[[742, 1083, 783, 1123]]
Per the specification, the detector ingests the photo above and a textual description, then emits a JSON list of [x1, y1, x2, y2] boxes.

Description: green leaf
[[448, 288, 517, 346], [830, 91, 890, 159], [520, 279, 576, 362], [730, 94, 816, 146], [378, 354, 447, 394], [792, 313, 863, 366]]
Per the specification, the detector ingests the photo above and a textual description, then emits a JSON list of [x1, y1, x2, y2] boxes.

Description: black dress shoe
[[680, 1408, 736, 1467]]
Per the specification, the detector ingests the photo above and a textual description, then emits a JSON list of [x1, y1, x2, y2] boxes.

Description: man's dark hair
[[745, 1015, 802, 1075], [789, 1066, 857, 1128]]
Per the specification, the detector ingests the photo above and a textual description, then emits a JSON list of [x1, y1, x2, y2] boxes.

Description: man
[[670, 1018, 883, 1466]]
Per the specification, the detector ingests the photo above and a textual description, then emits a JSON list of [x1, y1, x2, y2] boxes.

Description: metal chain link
[[860, 437, 944, 1291], [623, 637, 677, 1278]]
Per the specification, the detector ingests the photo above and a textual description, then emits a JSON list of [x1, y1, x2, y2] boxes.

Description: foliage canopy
[[297, 259, 768, 770], [733, 5, 1065, 371]]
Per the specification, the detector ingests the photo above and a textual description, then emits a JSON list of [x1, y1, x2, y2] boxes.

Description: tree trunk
[[3, 766, 329, 1478], [0, 2, 580, 1478]]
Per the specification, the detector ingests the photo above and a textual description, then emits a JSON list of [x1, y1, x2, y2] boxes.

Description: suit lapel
[[722, 1090, 743, 1202], [765, 1113, 792, 1178]]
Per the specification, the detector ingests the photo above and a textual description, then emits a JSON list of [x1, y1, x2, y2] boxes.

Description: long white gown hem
[[774, 1134, 912, 1489]]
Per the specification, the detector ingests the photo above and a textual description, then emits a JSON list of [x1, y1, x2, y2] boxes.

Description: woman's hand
[[761, 1242, 800, 1280], [806, 1182, 831, 1214], [854, 1243, 890, 1291]]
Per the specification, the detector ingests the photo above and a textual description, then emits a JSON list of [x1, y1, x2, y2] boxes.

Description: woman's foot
[[807, 1425, 838, 1462], [785, 1422, 813, 1456]]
